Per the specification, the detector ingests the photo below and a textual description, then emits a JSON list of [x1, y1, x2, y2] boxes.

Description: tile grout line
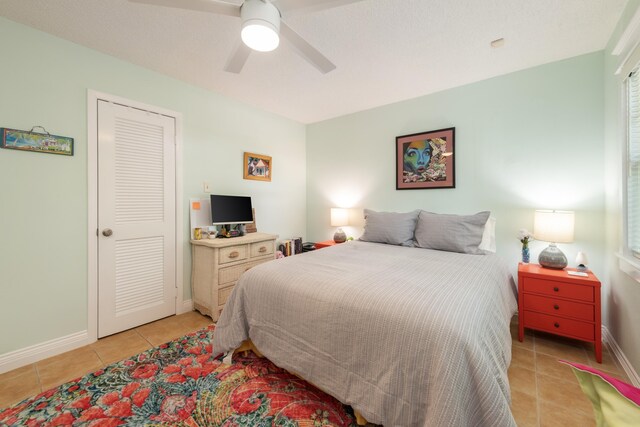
[[533, 334, 541, 427], [134, 328, 154, 347], [532, 335, 602, 421], [33, 363, 42, 394], [92, 347, 106, 367]]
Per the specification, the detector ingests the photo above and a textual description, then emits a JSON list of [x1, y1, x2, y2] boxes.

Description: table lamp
[[533, 210, 574, 269], [331, 208, 348, 243]]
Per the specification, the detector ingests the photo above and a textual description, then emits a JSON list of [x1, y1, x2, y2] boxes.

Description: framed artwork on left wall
[[1, 127, 74, 156], [396, 127, 455, 190], [243, 152, 272, 182]]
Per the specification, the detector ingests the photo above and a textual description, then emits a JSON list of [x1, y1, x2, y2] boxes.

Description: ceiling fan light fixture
[[241, 0, 280, 52]]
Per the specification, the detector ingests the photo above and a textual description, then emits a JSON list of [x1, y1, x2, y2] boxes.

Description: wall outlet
[[203, 182, 210, 193]]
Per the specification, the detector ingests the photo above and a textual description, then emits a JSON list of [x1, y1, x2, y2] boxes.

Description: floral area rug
[[0, 325, 356, 426]]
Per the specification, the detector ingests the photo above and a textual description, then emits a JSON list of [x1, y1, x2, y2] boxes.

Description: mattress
[[213, 241, 518, 426]]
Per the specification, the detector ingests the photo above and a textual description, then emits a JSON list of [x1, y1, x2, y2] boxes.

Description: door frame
[[87, 90, 186, 343]]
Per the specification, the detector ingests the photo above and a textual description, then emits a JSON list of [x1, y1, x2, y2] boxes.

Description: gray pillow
[[414, 211, 491, 254], [360, 209, 419, 246]]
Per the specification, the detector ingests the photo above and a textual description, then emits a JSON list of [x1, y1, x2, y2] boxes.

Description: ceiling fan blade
[[224, 41, 252, 73], [280, 20, 336, 74], [128, 0, 240, 17], [273, 0, 364, 15]]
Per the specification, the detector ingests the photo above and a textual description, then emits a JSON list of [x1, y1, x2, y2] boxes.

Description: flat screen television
[[210, 194, 253, 225]]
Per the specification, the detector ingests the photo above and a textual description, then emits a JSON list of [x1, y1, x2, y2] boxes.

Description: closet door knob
[[102, 229, 113, 237]]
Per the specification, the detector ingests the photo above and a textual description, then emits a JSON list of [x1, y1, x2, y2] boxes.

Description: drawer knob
[[229, 251, 239, 258], [259, 246, 267, 253], [554, 322, 560, 328], [553, 304, 559, 310], [553, 286, 559, 292]]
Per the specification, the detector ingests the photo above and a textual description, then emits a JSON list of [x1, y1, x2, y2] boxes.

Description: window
[[626, 67, 640, 259]]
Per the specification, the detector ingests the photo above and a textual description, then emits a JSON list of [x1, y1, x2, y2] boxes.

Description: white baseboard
[[0, 330, 91, 375], [0, 302, 198, 375], [602, 325, 640, 387], [179, 298, 193, 314]]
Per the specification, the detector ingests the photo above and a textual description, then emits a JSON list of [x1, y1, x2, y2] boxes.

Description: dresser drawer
[[524, 311, 594, 341], [219, 245, 248, 264], [250, 241, 273, 258], [219, 284, 235, 306], [522, 277, 594, 302], [218, 259, 270, 285], [523, 294, 594, 321]]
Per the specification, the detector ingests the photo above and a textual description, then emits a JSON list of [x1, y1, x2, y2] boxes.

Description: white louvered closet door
[[98, 100, 176, 338]]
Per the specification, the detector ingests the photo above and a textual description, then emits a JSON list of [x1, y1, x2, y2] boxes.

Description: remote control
[[567, 271, 588, 277]]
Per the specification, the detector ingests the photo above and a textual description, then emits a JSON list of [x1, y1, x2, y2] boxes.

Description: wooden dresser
[[191, 232, 277, 321], [517, 263, 602, 362]]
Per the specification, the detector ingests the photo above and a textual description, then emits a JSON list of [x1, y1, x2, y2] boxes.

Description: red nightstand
[[315, 240, 340, 249], [518, 263, 602, 363]]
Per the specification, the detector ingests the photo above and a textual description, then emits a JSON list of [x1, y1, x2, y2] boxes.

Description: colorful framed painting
[[243, 152, 272, 182], [396, 127, 455, 190], [1, 127, 74, 156]]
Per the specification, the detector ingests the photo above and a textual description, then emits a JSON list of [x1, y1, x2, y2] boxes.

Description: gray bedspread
[[213, 241, 518, 426]]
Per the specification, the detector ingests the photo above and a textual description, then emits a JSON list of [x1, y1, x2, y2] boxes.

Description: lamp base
[[333, 228, 346, 243], [538, 243, 567, 269], [576, 264, 588, 272]]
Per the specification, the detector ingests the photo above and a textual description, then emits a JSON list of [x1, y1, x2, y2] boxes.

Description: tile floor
[[0, 313, 632, 426], [0, 311, 212, 409], [509, 318, 630, 427]]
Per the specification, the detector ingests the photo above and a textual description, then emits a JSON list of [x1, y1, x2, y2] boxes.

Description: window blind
[[628, 69, 640, 258]]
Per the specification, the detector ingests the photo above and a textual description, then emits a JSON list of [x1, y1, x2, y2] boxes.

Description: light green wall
[[3, 9, 638, 378], [0, 18, 306, 354], [604, 0, 640, 376], [307, 52, 606, 308]]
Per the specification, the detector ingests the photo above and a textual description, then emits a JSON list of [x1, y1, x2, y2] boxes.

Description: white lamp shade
[[533, 210, 575, 243], [330, 208, 349, 227], [240, 0, 280, 52]]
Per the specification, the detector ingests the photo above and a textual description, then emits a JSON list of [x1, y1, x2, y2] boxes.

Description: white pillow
[[478, 216, 496, 253]]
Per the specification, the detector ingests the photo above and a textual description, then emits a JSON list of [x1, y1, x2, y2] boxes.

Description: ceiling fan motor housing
[[241, 0, 281, 51]]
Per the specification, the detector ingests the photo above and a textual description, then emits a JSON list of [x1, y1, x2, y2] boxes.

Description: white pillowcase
[[478, 216, 496, 253]]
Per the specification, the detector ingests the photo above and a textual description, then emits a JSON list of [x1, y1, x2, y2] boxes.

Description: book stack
[[279, 237, 303, 256]]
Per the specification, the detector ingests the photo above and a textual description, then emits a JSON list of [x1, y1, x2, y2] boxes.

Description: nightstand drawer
[[523, 277, 594, 302], [524, 311, 594, 341], [250, 241, 273, 257], [523, 294, 594, 321], [219, 245, 248, 264]]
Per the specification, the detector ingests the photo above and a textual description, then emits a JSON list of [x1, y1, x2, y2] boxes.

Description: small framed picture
[[243, 152, 272, 182], [1, 127, 74, 156], [396, 127, 455, 190]]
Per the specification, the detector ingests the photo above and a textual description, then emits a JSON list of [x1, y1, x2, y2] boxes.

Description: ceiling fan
[[129, 0, 364, 74]]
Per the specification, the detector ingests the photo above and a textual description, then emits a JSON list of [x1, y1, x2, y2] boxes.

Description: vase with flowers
[[518, 229, 533, 264]]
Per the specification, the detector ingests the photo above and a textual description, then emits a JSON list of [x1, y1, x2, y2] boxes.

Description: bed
[[213, 238, 518, 426]]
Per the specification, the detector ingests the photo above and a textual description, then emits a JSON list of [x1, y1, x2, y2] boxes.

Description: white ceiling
[[0, 0, 628, 123]]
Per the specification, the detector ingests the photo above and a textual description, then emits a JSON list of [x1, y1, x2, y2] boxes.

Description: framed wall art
[[396, 127, 455, 190], [1, 126, 74, 156], [243, 152, 272, 182]]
